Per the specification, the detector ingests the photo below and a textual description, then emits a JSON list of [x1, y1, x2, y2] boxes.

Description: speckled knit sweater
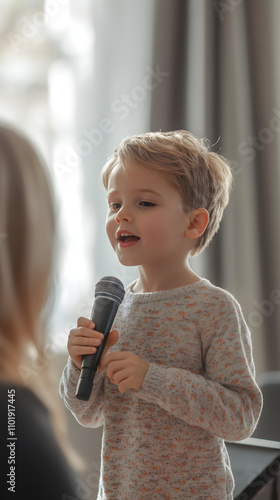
[[60, 278, 263, 500]]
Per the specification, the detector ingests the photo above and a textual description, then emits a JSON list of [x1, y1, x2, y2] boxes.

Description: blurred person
[[0, 124, 82, 499]]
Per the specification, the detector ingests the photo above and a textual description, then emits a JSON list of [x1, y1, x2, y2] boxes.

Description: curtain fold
[[244, 0, 280, 370], [149, 0, 188, 130]]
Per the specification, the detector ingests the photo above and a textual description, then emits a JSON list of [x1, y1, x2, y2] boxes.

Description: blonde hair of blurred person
[[0, 124, 81, 468]]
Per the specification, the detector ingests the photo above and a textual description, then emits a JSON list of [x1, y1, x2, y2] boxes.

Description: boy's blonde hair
[[102, 130, 232, 255]]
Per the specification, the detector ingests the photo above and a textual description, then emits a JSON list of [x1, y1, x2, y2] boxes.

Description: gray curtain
[[82, 0, 280, 374]]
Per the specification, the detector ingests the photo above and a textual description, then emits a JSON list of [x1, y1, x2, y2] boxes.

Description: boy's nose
[[115, 207, 133, 223]]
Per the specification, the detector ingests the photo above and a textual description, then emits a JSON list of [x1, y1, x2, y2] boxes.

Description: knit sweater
[[60, 278, 263, 500]]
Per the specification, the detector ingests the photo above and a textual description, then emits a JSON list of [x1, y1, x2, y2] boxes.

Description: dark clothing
[[0, 383, 80, 499]]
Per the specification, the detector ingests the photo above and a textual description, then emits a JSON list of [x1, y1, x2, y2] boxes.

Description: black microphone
[[75, 276, 125, 401]]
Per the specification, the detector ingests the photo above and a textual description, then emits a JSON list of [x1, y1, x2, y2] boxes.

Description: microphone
[[75, 276, 125, 401]]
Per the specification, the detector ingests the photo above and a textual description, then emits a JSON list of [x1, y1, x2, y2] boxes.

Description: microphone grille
[[95, 276, 125, 304]]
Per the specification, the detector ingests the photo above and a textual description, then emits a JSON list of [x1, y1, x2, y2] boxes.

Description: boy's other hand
[[67, 316, 119, 370], [98, 351, 149, 393]]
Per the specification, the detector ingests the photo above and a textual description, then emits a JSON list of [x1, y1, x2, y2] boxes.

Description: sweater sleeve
[[59, 356, 105, 427], [135, 297, 263, 442]]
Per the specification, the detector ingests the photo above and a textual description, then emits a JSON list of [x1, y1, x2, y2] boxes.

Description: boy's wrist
[[68, 356, 82, 383], [71, 358, 81, 371], [137, 363, 167, 401]]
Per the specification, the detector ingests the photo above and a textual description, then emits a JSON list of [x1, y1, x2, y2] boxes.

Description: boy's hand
[[67, 316, 119, 370], [98, 351, 149, 393]]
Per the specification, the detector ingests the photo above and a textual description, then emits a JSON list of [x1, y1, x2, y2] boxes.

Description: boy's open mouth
[[117, 231, 140, 243]]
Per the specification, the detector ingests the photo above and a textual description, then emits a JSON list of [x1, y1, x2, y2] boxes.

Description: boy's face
[[106, 161, 191, 268]]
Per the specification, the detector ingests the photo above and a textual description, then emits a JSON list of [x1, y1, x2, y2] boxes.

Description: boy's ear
[[184, 208, 209, 239]]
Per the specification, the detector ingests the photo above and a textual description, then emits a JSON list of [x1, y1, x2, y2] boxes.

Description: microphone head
[[95, 276, 125, 305]]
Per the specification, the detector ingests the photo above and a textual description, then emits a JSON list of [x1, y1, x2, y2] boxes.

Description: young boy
[[60, 130, 263, 499]]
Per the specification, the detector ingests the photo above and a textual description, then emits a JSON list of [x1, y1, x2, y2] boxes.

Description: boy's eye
[[139, 201, 156, 207], [109, 202, 121, 210]]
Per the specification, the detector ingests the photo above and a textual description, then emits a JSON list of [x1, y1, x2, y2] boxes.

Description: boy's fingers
[[76, 328, 104, 340], [73, 345, 98, 356], [97, 330, 119, 371], [77, 317, 95, 328], [74, 336, 102, 347], [70, 324, 104, 341], [99, 350, 127, 372], [102, 330, 119, 356], [98, 356, 110, 373]]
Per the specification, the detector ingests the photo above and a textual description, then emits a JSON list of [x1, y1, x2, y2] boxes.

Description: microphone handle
[[75, 297, 119, 401]]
